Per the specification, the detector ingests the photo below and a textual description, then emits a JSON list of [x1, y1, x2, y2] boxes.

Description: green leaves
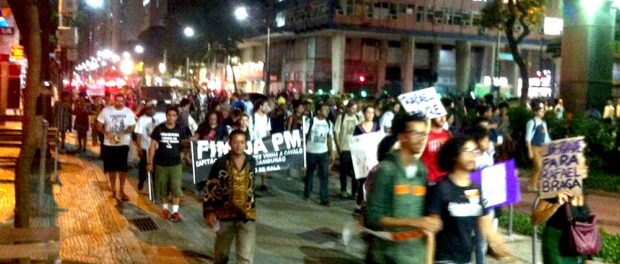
[[480, 0, 545, 31]]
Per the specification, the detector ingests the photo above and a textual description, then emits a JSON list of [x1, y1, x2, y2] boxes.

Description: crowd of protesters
[[50, 84, 608, 264]]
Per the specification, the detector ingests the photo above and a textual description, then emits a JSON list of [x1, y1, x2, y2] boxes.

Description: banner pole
[[191, 141, 196, 185], [147, 172, 154, 202], [532, 196, 540, 264], [508, 204, 514, 237], [302, 117, 307, 169]]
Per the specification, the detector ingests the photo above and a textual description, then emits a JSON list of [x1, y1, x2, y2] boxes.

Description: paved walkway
[[54, 155, 149, 263]]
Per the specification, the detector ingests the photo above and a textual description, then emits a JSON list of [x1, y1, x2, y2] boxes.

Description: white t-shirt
[[379, 111, 395, 132], [335, 113, 360, 151], [252, 112, 271, 140], [97, 106, 136, 146], [306, 117, 333, 154], [134, 112, 166, 150]]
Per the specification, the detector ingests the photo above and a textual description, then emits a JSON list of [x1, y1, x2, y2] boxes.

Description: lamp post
[[184, 26, 195, 89], [235, 6, 271, 95]]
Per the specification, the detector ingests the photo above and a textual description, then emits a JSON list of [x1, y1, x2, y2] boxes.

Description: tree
[[8, 0, 44, 228], [481, 0, 545, 106]]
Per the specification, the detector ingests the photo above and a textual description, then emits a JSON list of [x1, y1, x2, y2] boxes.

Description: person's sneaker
[[340, 191, 352, 199], [170, 212, 182, 222], [320, 201, 331, 207], [257, 185, 269, 192], [162, 209, 170, 220]]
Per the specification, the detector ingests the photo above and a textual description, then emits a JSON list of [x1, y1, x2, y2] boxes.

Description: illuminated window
[[276, 12, 286, 27]]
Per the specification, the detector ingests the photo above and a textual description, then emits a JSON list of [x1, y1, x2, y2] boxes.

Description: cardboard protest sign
[[349, 132, 387, 179], [539, 137, 586, 199], [397, 87, 447, 119], [191, 129, 305, 185], [470, 160, 520, 208]]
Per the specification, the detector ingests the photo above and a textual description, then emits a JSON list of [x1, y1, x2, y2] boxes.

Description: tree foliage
[[480, 0, 545, 106], [138, 0, 264, 71]]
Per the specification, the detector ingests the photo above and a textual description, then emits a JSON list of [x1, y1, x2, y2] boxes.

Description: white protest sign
[[349, 132, 386, 179], [397, 87, 447, 119], [539, 137, 587, 199]]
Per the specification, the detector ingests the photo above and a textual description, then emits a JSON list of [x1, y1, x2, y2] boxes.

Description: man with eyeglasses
[[420, 115, 452, 185], [365, 113, 442, 263]]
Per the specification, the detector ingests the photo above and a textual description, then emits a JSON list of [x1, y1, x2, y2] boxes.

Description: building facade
[[236, 0, 549, 98]]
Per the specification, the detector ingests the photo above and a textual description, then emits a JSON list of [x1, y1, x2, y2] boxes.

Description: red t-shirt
[[421, 129, 452, 183]]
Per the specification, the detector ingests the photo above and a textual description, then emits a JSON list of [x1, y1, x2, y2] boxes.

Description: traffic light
[[358, 74, 366, 83]]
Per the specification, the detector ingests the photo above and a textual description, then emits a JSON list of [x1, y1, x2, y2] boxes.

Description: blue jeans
[[304, 152, 330, 203]]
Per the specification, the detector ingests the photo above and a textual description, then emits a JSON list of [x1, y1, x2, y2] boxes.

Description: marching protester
[[364, 113, 441, 263], [195, 111, 228, 141], [286, 101, 306, 180], [526, 102, 552, 192], [147, 106, 191, 222], [334, 101, 361, 199], [134, 103, 166, 191], [352, 105, 380, 214], [420, 115, 452, 185], [304, 102, 336, 206], [532, 159, 593, 264], [428, 136, 510, 263], [91, 96, 105, 147], [54, 91, 73, 151], [204, 130, 257, 264], [286, 101, 305, 132], [73, 96, 92, 152], [469, 125, 497, 264], [237, 113, 252, 141], [97, 94, 136, 201], [379, 102, 401, 133], [252, 99, 272, 191]]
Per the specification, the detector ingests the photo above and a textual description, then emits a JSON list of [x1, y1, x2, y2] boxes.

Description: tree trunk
[[10, 0, 42, 228], [505, 30, 530, 107]]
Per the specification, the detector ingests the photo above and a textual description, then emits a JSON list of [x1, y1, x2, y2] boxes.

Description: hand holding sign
[[397, 87, 447, 119], [539, 137, 587, 199]]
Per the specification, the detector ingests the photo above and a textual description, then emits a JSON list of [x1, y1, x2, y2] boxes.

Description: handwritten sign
[[350, 132, 386, 179], [539, 137, 586, 199], [470, 160, 520, 208], [397, 87, 447, 119]]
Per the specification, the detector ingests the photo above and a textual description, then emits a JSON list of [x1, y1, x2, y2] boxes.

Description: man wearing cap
[[525, 102, 551, 192]]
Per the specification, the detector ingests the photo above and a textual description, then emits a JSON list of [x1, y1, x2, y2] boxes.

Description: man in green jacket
[[365, 113, 442, 264]]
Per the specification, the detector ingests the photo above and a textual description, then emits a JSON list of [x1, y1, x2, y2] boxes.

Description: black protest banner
[[540, 136, 587, 199], [191, 129, 305, 184]]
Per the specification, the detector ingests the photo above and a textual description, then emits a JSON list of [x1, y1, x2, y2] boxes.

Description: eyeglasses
[[462, 149, 481, 155], [404, 130, 429, 137]]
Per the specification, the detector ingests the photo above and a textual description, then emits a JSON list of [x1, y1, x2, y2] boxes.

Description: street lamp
[[183, 26, 195, 38], [183, 26, 195, 88], [134, 45, 144, 54], [235, 6, 271, 95], [234, 6, 249, 21]]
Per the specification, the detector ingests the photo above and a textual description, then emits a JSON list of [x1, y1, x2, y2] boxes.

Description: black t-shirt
[[428, 177, 490, 263], [151, 123, 191, 166]]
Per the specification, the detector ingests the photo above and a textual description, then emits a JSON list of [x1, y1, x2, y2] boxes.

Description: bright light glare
[[86, 0, 104, 9], [122, 51, 131, 58], [183, 27, 195, 37], [120, 58, 135, 75], [235, 6, 249, 21], [134, 45, 144, 54], [158, 62, 167, 74], [544, 17, 563, 36]]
